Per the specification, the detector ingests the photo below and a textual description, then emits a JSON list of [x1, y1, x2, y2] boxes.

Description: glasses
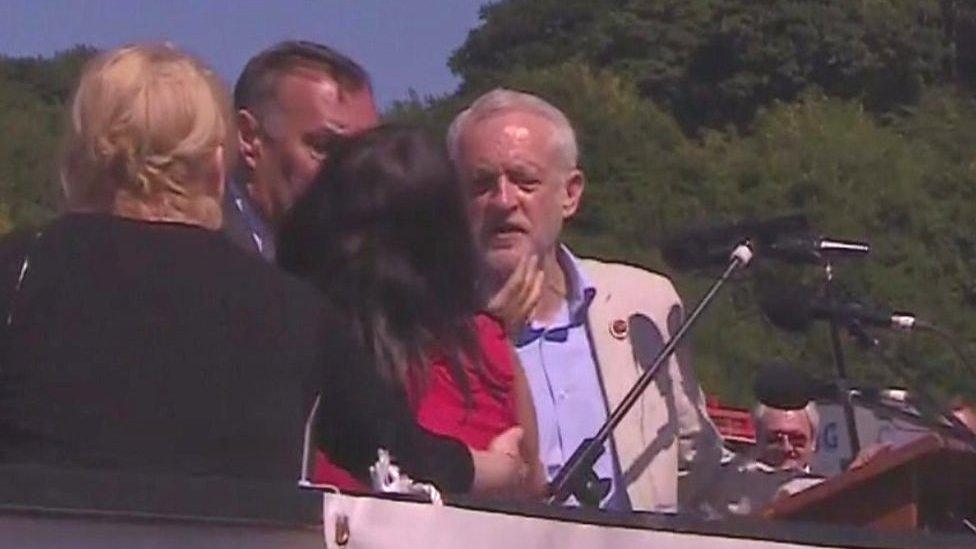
[[765, 430, 810, 450]]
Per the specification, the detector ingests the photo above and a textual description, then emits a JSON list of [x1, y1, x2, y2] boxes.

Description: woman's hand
[[469, 426, 545, 498], [485, 254, 544, 337]]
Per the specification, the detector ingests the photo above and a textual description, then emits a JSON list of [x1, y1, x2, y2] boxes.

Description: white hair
[[753, 402, 820, 443], [446, 88, 578, 170]]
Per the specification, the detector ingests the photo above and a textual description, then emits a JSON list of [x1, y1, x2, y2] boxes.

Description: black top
[[0, 213, 323, 482], [0, 213, 473, 510]]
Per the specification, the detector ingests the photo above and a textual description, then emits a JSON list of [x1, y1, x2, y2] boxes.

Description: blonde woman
[[0, 44, 328, 489]]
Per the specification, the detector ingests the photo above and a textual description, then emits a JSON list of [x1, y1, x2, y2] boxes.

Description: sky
[[0, 0, 490, 108]]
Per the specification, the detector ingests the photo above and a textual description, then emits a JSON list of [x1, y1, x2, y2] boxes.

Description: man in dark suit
[[226, 41, 379, 260]]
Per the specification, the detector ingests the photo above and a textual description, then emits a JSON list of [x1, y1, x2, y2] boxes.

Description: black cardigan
[[0, 213, 326, 481], [0, 213, 473, 492]]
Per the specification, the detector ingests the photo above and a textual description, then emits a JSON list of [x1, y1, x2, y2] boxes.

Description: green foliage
[[0, 47, 94, 232], [0, 45, 94, 103], [386, 88, 473, 138], [449, 0, 610, 86], [685, 92, 976, 403], [453, 0, 967, 132]]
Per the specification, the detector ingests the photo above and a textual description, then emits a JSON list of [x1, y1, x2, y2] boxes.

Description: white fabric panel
[[321, 494, 837, 549]]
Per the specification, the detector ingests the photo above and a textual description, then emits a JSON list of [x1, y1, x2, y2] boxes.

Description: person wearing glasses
[[754, 403, 819, 473], [692, 403, 824, 516]]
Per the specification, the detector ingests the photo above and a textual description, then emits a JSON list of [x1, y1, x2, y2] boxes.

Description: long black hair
[[278, 125, 483, 399]]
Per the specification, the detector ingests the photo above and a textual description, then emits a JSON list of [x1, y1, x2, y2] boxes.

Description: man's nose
[[777, 433, 794, 450], [487, 175, 517, 209], [782, 435, 804, 456]]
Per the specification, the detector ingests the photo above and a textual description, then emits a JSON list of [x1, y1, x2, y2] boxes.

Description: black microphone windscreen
[[661, 214, 811, 270], [659, 230, 729, 271], [753, 361, 818, 410], [758, 282, 816, 332]]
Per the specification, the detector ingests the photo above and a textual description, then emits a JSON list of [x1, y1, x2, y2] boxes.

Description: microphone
[[754, 361, 905, 410], [661, 214, 809, 270], [661, 214, 869, 269], [766, 235, 870, 264], [759, 284, 928, 333]]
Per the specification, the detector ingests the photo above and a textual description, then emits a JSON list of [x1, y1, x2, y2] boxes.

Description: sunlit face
[[246, 68, 378, 224], [758, 409, 815, 471], [455, 110, 582, 282]]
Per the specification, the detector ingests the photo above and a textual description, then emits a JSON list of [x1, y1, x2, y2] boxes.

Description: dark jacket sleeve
[[0, 230, 37, 357], [313, 311, 474, 493]]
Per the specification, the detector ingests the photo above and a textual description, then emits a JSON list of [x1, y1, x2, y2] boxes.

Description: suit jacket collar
[[579, 257, 673, 511], [224, 178, 275, 261]]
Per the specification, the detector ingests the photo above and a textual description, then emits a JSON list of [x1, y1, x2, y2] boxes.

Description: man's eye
[[470, 174, 496, 194], [509, 173, 541, 189]]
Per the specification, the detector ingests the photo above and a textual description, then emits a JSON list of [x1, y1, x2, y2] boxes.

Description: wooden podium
[[763, 434, 976, 533]]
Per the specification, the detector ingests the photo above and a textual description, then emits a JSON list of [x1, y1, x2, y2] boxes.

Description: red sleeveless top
[[312, 314, 518, 489]]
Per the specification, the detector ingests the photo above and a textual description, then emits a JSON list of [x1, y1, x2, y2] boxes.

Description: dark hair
[[278, 125, 483, 399], [234, 40, 371, 114]]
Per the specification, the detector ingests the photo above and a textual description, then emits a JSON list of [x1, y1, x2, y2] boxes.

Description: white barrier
[[322, 493, 839, 549]]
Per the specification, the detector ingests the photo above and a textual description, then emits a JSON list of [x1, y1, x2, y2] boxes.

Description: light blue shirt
[[515, 246, 631, 511]]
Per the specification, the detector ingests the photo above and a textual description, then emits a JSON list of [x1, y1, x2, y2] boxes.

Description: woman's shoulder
[[474, 313, 508, 358], [473, 313, 514, 381], [474, 312, 506, 338]]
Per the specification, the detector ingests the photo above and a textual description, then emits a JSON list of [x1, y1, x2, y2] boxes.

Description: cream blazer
[[580, 258, 723, 512]]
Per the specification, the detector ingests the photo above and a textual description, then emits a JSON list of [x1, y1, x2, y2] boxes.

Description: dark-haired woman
[[278, 126, 543, 497]]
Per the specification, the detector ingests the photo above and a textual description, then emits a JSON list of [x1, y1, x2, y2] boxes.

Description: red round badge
[[610, 319, 628, 339]]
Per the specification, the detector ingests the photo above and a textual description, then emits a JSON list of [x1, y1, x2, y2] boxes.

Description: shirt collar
[[559, 244, 596, 325], [515, 245, 595, 346]]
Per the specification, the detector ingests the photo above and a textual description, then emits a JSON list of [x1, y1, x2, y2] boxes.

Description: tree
[[452, 0, 964, 132], [683, 91, 976, 402], [0, 47, 94, 232]]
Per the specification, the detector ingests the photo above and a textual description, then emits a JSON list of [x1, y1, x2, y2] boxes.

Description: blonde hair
[[62, 43, 232, 229]]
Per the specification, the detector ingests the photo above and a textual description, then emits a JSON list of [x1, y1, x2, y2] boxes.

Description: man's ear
[[237, 109, 262, 171], [562, 168, 585, 219]]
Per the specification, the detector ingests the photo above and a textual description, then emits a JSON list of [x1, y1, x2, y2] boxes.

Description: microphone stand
[[847, 389, 976, 449], [848, 326, 976, 534], [822, 260, 862, 463], [547, 243, 755, 507], [843, 322, 976, 449]]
